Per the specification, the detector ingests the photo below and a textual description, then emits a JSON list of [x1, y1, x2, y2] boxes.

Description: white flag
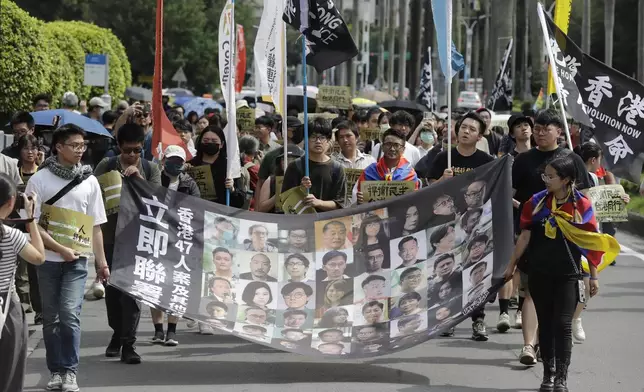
[[254, 0, 286, 113], [219, 0, 241, 178]]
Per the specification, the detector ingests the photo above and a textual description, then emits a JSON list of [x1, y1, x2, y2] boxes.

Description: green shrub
[[45, 22, 86, 103], [0, 1, 52, 115]]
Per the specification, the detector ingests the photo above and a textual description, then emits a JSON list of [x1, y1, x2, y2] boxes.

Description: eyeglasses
[[122, 147, 143, 155], [21, 146, 39, 152], [541, 173, 556, 182], [465, 189, 483, 198], [382, 142, 404, 150], [284, 292, 307, 299], [289, 233, 307, 240], [64, 142, 88, 152], [286, 261, 306, 267], [311, 134, 328, 142]]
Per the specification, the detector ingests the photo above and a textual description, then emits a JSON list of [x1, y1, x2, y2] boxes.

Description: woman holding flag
[[504, 155, 619, 392]]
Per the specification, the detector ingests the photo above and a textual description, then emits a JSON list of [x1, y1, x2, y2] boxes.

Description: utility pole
[[462, 18, 481, 86], [350, 0, 360, 95], [604, 0, 615, 67], [388, 0, 398, 95], [483, 0, 491, 96], [409, 0, 423, 98], [523, 0, 531, 100], [510, 0, 517, 102], [376, 0, 388, 89], [397, 0, 409, 99]]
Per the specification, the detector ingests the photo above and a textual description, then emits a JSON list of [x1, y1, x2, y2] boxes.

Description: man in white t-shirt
[[370, 111, 422, 166], [25, 124, 109, 392]]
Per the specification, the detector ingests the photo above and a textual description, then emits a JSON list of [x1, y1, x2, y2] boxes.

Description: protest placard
[[343, 168, 363, 206], [587, 184, 628, 222], [362, 181, 416, 202], [39, 205, 94, 255], [298, 112, 339, 123], [237, 107, 255, 132], [317, 86, 352, 109], [359, 128, 381, 142], [280, 186, 315, 214], [187, 165, 217, 201], [98, 171, 123, 216]]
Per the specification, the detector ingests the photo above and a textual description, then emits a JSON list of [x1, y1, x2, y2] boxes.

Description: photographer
[[0, 173, 45, 392]]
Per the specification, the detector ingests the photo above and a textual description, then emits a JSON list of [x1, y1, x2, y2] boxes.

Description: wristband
[[589, 277, 598, 281]]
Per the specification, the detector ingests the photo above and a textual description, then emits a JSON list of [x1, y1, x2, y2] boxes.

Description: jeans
[[529, 271, 577, 365], [104, 246, 141, 346], [37, 259, 88, 374], [0, 294, 28, 392]]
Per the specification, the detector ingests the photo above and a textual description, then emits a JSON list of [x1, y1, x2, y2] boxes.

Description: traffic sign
[[84, 54, 108, 87], [172, 66, 187, 83]]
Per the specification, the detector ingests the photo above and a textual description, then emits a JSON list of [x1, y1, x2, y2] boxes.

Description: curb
[[26, 258, 99, 358], [617, 212, 644, 237]]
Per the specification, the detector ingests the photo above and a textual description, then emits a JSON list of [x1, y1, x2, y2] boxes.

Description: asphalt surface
[[22, 231, 644, 392]]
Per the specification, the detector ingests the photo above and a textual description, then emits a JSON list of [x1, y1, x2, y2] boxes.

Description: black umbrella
[[125, 86, 153, 102], [379, 100, 427, 114]]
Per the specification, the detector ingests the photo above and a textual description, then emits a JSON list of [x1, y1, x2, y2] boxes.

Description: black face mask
[[201, 143, 220, 156]]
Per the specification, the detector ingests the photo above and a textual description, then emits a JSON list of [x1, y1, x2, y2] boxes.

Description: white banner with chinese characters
[[254, 0, 285, 113], [542, 9, 644, 182]]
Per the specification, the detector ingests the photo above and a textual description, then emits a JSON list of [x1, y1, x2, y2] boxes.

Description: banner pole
[[226, 0, 237, 207], [282, 21, 289, 172], [301, 38, 310, 187], [536, 3, 573, 149], [446, 2, 452, 169]]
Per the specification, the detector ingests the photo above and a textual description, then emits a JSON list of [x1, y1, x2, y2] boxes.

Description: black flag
[[542, 9, 644, 183], [486, 39, 513, 111], [283, 0, 359, 73], [417, 46, 435, 110]]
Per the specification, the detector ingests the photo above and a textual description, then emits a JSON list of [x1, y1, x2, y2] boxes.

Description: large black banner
[[486, 39, 513, 111], [111, 157, 513, 358], [543, 10, 644, 182], [417, 46, 435, 111], [282, 0, 359, 73]]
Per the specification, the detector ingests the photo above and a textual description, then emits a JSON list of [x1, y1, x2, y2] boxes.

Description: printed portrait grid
[[196, 179, 495, 356]]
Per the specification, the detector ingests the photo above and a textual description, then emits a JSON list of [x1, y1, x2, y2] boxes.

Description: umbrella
[[173, 96, 196, 107], [182, 97, 224, 117], [29, 110, 112, 138], [125, 86, 153, 102], [165, 87, 194, 97], [352, 98, 377, 107], [378, 100, 427, 114], [358, 89, 395, 103]]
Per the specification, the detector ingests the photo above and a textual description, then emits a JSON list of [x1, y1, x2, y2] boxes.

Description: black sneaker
[[472, 320, 489, 341], [105, 337, 121, 357], [120, 345, 141, 364], [165, 332, 179, 346], [34, 312, 43, 325], [151, 330, 165, 344], [440, 327, 455, 337]]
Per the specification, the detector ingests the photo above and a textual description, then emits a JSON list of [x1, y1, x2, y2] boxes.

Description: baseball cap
[[116, 100, 129, 111], [507, 114, 534, 139], [286, 116, 302, 128], [62, 91, 79, 107], [163, 145, 186, 161], [236, 99, 250, 110], [276, 144, 305, 161], [89, 96, 109, 108]]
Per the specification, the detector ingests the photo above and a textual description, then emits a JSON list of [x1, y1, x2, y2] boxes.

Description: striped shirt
[[0, 225, 28, 293]]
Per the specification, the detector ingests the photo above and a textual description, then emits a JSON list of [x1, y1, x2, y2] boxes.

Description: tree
[[604, 0, 615, 67], [638, 0, 644, 82]]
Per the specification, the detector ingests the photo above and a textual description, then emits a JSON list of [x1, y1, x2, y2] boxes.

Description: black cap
[[276, 144, 305, 162], [507, 114, 534, 138], [286, 116, 302, 128]]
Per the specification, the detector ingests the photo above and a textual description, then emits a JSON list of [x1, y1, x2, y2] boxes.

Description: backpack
[[106, 156, 152, 179], [239, 161, 256, 209]]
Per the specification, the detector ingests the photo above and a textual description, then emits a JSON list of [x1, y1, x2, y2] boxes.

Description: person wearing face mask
[[187, 126, 245, 207], [160, 145, 200, 196], [416, 128, 437, 157], [414, 114, 459, 183]]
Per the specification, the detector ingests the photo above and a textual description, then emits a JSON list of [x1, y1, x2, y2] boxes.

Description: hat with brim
[[507, 115, 534, 140], [276, 144, 305, 162], [163, 145, 187, 161]]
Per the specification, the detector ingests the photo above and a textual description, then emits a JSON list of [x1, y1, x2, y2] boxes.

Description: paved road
[[22, 232, 644, 392]]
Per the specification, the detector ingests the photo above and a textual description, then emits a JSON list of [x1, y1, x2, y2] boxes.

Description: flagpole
[[446, 3, 452, 169], [301, 39, 310, 186], [226, 0, 237, 206], [282, 22, 289, 172], [537, 3, 573, 149]]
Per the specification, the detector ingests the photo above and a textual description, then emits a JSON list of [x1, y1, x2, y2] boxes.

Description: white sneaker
[[496, 312, 511, 333], [46, 372, 63, 391], [572, 318, 586, 342], [514, 310, 523, 329], [91, 281, 105, 299], [62, 372, 79, 392], [199, 323, 215, 335], [186, 320, 197, 328]]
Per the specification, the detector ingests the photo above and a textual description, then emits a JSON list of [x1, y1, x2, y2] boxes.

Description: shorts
[[518, 271, 529, 297]]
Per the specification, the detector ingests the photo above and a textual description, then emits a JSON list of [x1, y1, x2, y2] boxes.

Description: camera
[[14, 192, 32, 212]]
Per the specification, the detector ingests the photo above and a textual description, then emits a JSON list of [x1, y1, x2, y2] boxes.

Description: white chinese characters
[[584, 76, 613, 108], [617, 92, 644, 126], [604, 135, 634, 164]]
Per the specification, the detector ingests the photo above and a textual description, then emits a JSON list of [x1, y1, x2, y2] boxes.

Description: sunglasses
[[122, 147, 143, 154]]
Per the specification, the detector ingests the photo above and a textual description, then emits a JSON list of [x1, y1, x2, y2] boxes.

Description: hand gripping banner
[[110, 157, 513, 358]]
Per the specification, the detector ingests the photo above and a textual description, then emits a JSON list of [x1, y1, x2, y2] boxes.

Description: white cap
[[236, 99, 250, 110], [163, 145, 186, 161], [89, 96, 109, 108]]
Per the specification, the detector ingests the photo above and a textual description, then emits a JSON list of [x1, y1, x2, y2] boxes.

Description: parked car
[[457, 91, 483, 109]]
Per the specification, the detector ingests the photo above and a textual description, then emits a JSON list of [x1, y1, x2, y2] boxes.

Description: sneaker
[[151, 330, 165, 344], [519, 344, 537, 365], [62, 372, 79, 392], [472, 320, 489, 341], [572, 318, 586, 342], [496, 312, 511, 333], [514, 310, 523, 329], [440, 327, 455, 337], [165, 332, 179, 346], [34, 312, 43, 325], [121, 345, 142, 364], [92, 281, 105, 299], [199, 323, 215, 335], [46, 372, 63, 391], [186, 319, 197, 328], [105, 336, 121, 357], [610, 260, 616, 266]]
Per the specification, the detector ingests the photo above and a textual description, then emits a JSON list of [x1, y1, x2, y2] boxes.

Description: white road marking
[[619, 244, 644, 262]]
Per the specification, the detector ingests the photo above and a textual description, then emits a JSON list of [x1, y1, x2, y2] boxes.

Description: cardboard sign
[[343, 168, 363, 206], [274, 176, 285, 209], [279, 186, 315, 214], [362, 181, 416, 202], [587, 184, 628, 223], [237, 107, 255, 132], [297, 112, 339, 123], [317, 86, 352, 109], [359, 128, 381, 142], [187, 165, 217, 201], [98, 171, 123, 216], [39, 205, 94, 255]]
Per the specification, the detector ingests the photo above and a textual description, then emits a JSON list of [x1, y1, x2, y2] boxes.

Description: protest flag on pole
[[546, 0, 573, 97], [417, 46, 435, 111], [486, 39, 513, 111]]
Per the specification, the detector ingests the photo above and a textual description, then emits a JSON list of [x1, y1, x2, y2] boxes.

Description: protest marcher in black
[[94, 123, 161, 364], [282, 118, 346, 212], [370, 111, 422, 166], [0, 174, 45, 392], [475, 108, 501, 156], [188, 126, 245, 207], [256, 144, 304, 213], [257, 116, 303, 199]]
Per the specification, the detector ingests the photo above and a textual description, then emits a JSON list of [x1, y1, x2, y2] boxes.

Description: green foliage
[[44, 22, 85, 104], [0, 1, 52, 115]]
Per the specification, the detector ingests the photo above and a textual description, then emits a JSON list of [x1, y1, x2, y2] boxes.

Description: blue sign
[[85, 54, 107, 65]]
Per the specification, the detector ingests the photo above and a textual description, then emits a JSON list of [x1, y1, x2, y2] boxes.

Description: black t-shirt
[[414, 144, 443, 179], [282, 157, 346, 209], [485, 131, 502, 156], [428, 148, 494, 180], [512, 147, 592, 206]]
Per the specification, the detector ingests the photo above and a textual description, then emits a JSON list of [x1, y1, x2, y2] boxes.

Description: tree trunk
[[528, 0, 545, 95], [388, 0, 398, 95], [638, 0, 644, 82], [409, 0, 423, 98], [485, 0, 514, 96], [397, 0, 409, 99], [581, 0, 591, 53], [376, 0, 388, 89], [350, 0, 360, 95], [523, 0, 531, 100], [483, 0, 491, 93], [604, 0, 615, 67]]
